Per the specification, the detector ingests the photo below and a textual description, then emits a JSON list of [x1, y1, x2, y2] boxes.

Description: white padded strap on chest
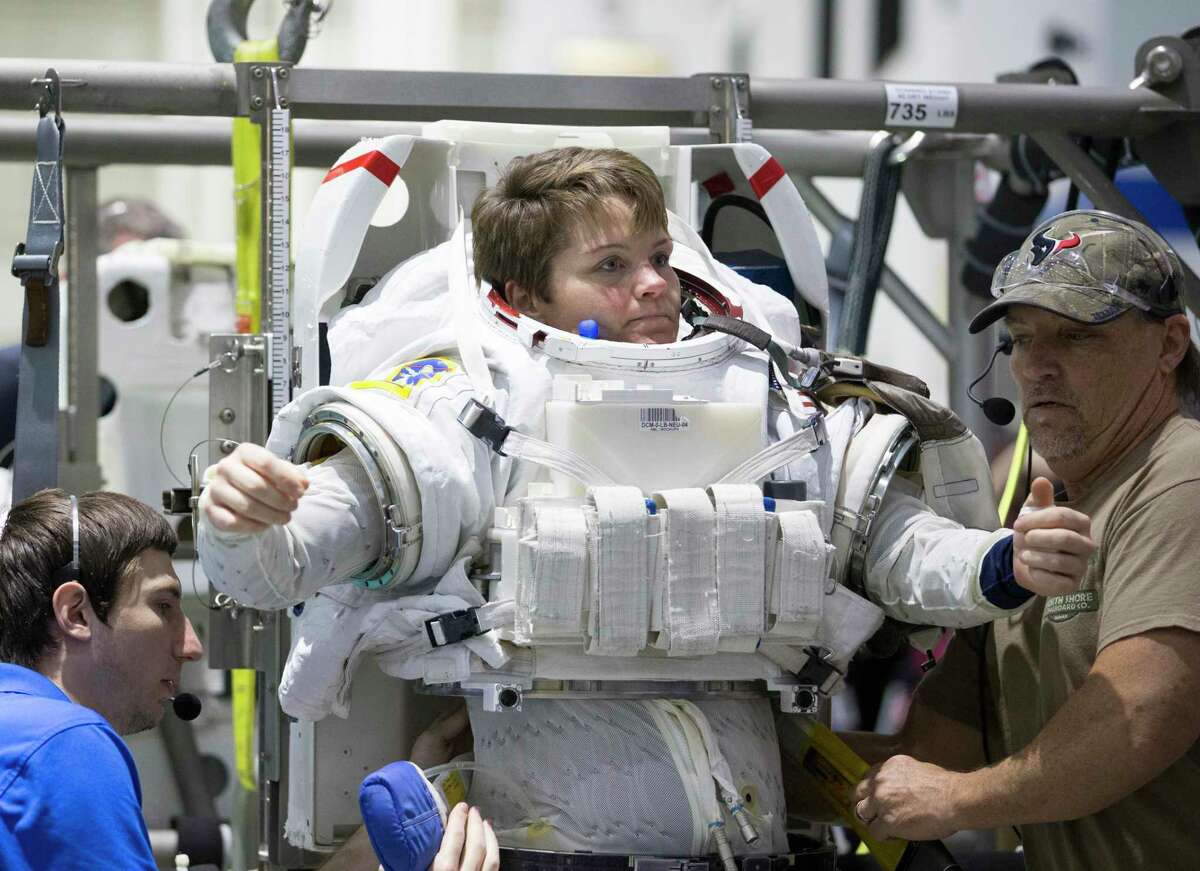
[[709, 485, 768, 647], [717, 415, 826, 485], [766, 505, 831, 642], [585, 486, 651, 656], [514, 501, 588, 643], [448, 217, 496, 404], [655, 488, 721, 656]]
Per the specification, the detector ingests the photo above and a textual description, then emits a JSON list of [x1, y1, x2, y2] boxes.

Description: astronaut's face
[[508, 197, 682, 344]]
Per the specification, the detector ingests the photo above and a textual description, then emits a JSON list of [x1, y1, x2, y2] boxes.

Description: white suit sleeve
[[197, 450, 384, 609], [863, 474, 1018, 627]]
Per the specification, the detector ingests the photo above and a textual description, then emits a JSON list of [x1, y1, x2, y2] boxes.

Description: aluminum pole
[[1, 59, 1188, 139], [752, 77, 1186, 136], [0, 59, 237, 117]]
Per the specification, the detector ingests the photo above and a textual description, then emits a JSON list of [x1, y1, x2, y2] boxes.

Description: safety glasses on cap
[[989, 210, 1183, 317]]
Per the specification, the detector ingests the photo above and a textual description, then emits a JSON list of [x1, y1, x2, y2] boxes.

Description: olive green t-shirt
[[919, 415, 1200, 871]]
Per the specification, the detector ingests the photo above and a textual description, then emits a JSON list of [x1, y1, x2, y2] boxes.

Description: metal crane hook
[[206, 0, 328, 64]]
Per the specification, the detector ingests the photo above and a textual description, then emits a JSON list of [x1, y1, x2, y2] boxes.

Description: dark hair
[[0, 489, 176, 669], [471, 147, 667, 305], [97, 198, 184, 254]]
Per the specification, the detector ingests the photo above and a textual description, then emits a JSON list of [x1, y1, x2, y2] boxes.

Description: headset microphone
[[171, 692, 202, 721], [967, 334, 1016, 426]]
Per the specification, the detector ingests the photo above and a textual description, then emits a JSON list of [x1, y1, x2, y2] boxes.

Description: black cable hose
[[699, 192, 821, 332], [699, 193, 772, 250], [837, 134, 903, 353]]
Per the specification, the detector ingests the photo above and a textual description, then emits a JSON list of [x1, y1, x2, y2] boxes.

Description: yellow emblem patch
[[350, 356, 459, 400]]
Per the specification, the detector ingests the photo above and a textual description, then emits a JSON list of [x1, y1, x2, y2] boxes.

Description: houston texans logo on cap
[[1030, 227, 1082, 266]]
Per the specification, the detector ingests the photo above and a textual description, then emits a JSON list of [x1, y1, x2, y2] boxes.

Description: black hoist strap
[[10, 71, 67, 500]]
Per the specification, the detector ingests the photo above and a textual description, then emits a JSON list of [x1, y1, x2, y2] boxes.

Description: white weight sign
[[883, 83, 959, 128]]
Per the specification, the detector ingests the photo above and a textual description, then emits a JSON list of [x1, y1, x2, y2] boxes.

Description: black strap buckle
[[457, 399, 512, 456], [425, 608, 484, 648], [795, 647, 843, 695]]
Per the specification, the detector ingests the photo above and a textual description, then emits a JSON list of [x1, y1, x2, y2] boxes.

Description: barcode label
[[640, 407, 689, 432]]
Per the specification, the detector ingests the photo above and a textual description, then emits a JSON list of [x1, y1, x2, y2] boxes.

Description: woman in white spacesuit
[[198, 147, 1093, 865]]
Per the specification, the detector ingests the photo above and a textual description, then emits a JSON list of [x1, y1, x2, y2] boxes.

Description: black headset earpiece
[[968, 333, 1016, 426]]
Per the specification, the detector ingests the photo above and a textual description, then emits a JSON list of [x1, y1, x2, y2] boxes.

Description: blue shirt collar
[[0, 662, 71, 702]]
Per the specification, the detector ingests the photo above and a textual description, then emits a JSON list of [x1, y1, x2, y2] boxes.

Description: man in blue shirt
[[0, 489, 499, 871], [0, 489, 204, 869]]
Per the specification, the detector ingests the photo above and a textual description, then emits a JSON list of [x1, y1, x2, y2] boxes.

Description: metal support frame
[[792, 174, 955, 360], [60, 166, 101, 494], [2, 41, 1198, 870], [707, 74, 751, 143], [1029, 131, 1149, 220], [944, 160, 1004, 453], [1, 58, 1190, 132]]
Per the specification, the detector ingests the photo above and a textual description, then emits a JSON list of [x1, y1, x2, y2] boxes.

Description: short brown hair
[[471, 147, 668, 304], [1176, 342, 1200, 419], [0, 489, 176, 669]]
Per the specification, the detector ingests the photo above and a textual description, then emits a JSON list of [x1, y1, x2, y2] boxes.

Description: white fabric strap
[[708, 484, 767, 642], [767, 507, 830, 642], [668, 210, 729, 287], [448, 217, 496, 404], [756, 642, 809, 674], [515, 501, 588, 642], [585, 486, 650, 656], [819, 585, 885, 663], [501, 428, 616, 489], [717, 417, 826, 485], [656, 488, 721, 656]]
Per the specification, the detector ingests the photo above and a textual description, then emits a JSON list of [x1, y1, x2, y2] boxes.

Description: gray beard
[[1027, 420, 1087, 462]]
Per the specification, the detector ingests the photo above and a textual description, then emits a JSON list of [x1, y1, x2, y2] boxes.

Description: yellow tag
[[440, 769, 468, 808], [350, 357, 459, 401], [525, 820, 553, 839]]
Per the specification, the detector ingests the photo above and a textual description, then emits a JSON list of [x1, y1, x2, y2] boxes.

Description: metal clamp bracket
[[705, 73, 752, 144], [457, 399, 513, 456]]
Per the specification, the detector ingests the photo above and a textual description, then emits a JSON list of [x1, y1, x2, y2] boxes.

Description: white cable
[[717, 417, 826, 484], [502, 429, 616, 489]]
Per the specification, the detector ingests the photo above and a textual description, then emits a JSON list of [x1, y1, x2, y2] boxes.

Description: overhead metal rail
[[0, 57, 1191, 136], [0, 115, 985, 177]]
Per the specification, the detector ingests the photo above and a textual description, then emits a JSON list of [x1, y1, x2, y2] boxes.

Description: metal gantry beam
[[0, 57, 1191, 138], [60, 166, 102, 495], [751, 77, 1190, 136], [0, 59, 238, 117]]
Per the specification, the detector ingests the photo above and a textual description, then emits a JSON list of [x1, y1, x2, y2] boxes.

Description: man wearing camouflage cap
[[846, 210, 1200, 868]]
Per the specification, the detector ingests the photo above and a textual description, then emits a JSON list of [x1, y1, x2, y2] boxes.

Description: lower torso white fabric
[[466, 696, 788, 857]]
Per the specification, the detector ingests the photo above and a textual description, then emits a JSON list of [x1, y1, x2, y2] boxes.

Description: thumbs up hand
[[1011, 476, 1095, 597]]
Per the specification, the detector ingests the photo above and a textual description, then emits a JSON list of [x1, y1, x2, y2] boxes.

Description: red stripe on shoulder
[[322, 151, 401, 186], [748, 157, 785, 199]]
